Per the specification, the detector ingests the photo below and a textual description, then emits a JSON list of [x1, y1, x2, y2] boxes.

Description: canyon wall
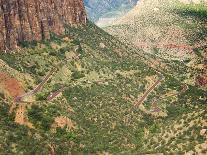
[[0, 0, 87, 51]]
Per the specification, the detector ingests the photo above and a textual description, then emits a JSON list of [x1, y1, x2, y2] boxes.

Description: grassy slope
[[0, 21, 206, 155]]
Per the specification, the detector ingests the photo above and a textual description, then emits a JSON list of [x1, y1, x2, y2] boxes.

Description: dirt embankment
[[51, 116, 76, 132], [0, 72, 33, 128], [0, 72, 25, 99]]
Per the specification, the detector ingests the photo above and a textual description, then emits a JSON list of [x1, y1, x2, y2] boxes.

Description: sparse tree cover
[[0, 0, 207, 154]]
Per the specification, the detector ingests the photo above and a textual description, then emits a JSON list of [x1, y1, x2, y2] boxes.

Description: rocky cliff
[[0, 0, 87, 51]]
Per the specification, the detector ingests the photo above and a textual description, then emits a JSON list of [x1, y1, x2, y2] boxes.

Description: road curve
[[46, 86, 65, 101], [15, 69, 57, 103]]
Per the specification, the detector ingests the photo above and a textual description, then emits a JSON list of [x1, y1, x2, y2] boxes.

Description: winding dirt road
[[14, 55, 81, 103], [134, 75, 164, 107], [15, 68, 57, 103], [47, 86, 65, 101], [149, 84, 188, 112]]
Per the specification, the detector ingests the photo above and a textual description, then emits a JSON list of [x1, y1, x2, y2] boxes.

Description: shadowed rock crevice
[[0, 0, 87, 51]]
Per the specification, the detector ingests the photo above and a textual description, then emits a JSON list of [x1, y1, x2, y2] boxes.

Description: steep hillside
[[106, 0, 206, 58], [0, 0, 207, 154], [0, 20, 206, 154], [106, 0, 207, 86]]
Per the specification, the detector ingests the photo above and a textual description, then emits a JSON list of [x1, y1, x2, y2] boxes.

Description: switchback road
[[134, 75, 164, 107]]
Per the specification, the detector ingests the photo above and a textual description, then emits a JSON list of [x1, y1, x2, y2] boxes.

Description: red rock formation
[[0, 0, 87, 51]]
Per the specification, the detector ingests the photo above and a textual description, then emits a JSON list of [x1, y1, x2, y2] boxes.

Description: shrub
[[71, 71, 85, 80], [36, 92, 47, 101], [56, 127, 76, 140], [28, 105, 54, 131], [149, 124, 161, 134]]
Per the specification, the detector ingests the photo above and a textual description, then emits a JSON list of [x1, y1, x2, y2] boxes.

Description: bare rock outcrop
[[0, 0, 87, 51]]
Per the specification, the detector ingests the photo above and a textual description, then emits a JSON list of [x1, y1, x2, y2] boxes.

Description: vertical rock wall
[[0, 0, 87, 51]]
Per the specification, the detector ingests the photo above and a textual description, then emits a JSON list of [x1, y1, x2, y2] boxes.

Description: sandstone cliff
[[0, 0, 87, 51]]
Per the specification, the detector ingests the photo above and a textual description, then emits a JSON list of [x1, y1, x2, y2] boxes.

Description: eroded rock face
[[0, 0, 87, 51]]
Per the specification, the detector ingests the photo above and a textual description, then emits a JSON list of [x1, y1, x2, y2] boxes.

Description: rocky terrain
[[0, 0, 86, 51], [0, 0, 206, 154]]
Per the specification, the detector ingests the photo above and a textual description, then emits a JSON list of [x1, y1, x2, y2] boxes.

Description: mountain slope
[[0, 0, 207, 154], [106, 0, 207, 56], [106, 0, 207, 86], [0, 20, 206, 154], [84, 0, 138, 23]]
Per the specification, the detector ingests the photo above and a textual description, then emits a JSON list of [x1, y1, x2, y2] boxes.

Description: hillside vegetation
[[0, 2, 207, 154], [106, 0, 207, 61], [106, 0, 207, 90]]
